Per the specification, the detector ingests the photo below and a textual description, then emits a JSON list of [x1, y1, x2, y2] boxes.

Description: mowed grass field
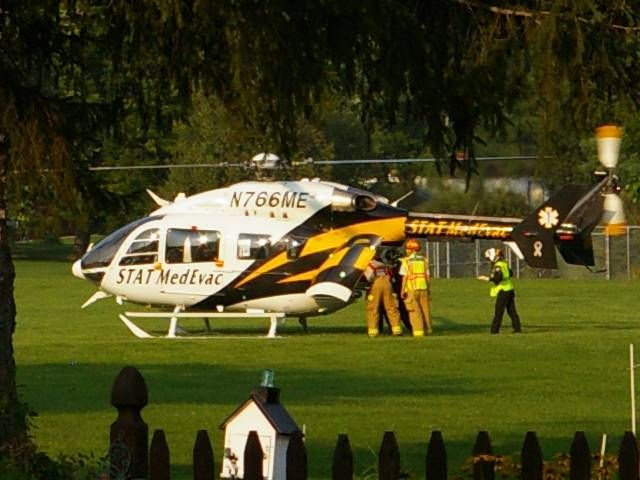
[[11, 252, 640, 479]]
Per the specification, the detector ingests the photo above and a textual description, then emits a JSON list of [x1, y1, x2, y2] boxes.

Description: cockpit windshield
[[81, 216, 163, 269]]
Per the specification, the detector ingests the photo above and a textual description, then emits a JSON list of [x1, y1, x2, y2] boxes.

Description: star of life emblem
[[538, 207, 559, 229]]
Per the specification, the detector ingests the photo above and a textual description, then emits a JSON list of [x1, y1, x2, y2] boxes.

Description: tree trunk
[[0, 131, 27, 455], [73, 228, 91, 260]]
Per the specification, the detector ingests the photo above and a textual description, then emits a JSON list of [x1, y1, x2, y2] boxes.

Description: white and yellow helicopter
[[73, 126, 626, 338]]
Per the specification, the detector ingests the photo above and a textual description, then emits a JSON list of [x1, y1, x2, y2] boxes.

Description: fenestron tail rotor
[[596, 125, 627, 236]]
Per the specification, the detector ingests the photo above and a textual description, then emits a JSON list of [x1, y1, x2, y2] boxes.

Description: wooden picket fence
[[110, 366, 640, 479]]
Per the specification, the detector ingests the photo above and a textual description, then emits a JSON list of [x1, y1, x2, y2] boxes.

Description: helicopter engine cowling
[[330, 189, 378, 212]]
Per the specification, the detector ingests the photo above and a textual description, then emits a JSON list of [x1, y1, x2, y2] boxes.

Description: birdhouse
[[220, 370, 301, 479]]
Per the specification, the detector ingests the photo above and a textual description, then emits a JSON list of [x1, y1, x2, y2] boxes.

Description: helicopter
[[73, 125, 626, 338]]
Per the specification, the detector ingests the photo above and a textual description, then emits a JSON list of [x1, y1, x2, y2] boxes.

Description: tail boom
[[403, 178, 607, 269], [405, 213, 519, 240]]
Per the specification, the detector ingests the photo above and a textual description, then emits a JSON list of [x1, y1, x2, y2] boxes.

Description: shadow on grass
[[18, 362, 484, 415], [121, 324, 497, 340], [165, 324, 367, 337], [434, 315, 490, 334], [12, 240, 75, 262], [134, 314, 493, 337]]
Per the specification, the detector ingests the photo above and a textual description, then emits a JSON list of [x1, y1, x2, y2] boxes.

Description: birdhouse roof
[[220, 388, 300, 435]]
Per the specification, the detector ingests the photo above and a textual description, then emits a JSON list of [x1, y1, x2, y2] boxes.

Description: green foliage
[[322, 108, 368, 161], [161, 91, 335, 196], [411, 178, 531, 218], [2, 2, 640, 184], [458, 452, 618, 479], [616, 118, 640, 210], [5, 1, 640, 236], [0, 450, 106, 480]]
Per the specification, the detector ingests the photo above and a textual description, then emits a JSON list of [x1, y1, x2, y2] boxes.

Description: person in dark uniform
[[478, 248, 522, 334], [380, 249, 412, 333]]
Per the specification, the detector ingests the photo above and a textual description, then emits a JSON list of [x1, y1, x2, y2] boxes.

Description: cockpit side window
[[119, 228, 160, 266], [166, 229, 220, 264], [82, 216, 162, 269], [237, 234, 271, 260]]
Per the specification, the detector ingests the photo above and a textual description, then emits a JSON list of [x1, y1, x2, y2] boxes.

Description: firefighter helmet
[[405, 239, 421, 252]]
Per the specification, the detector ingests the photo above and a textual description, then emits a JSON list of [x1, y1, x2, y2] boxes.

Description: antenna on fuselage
[[391, 190, 414, 207], [146, 189, 187, 207], [147, 189, 171, 207]]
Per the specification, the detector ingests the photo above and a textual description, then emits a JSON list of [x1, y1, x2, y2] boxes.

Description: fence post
[[605, 232, 611, 280], [378, 431, 400, 480], [569, 431, 590, 480], [332, 434, 353, 480], [627, 225, 631, 280], [193, 429, 214, 480], [446, 242, 450, 278], [244, 430, 263, 480], [618, 431, 639, 480], [286, 430, 307, 480], [110, 366, 149, 480], [472, 431, 494, 480], [149, 429, 170, 480], [425, 430, 447, 480], [520, 431, 542, 480]]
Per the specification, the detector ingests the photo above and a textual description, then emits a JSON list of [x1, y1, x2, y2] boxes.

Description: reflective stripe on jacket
[[402, 254, 428, 291], [490, 259, 514, 297]]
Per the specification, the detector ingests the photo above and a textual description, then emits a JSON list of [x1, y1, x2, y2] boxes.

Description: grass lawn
[[11, 247, 640, 479]]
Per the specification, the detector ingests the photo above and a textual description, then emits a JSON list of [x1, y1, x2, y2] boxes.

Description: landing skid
[[118, 311, 287, 339]]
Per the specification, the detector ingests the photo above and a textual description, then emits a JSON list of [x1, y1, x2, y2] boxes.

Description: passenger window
[[284, 235, 305, 259], [119, 228, 159, 266], [166, 228, 220, 264], [237, 234, 271, 260]]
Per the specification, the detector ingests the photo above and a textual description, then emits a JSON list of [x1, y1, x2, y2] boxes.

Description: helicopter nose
[[72, 259, 85, 280]]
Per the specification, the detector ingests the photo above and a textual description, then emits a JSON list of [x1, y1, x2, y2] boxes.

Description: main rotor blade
[[89, 163, 245, 171], [311, 156, 539, 165], [89, 156, 539, 171]]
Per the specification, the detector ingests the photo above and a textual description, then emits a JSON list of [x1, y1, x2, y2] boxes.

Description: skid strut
[[118, 311, 286, 338]]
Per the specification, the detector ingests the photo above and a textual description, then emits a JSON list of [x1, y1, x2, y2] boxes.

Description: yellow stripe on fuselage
[[236, 216, 405, 288], [236, 251, 290, 288], [278, 249, 349, 284], [278, 270, 316, 284], [300, 217, 405, 257]]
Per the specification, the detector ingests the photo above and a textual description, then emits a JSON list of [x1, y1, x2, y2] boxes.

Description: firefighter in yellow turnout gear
[[399, 239, 432, 337], [364, 256, 403, 336]]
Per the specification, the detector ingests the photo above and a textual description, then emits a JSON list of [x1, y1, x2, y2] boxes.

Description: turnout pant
[[491, 289, 521, 333], [403, 289, 432, 336], [367, 277, 402, 336]]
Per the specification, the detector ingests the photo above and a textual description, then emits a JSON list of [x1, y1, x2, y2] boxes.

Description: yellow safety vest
[[489, 259, 514, 297], [402, 254, 428, 291]]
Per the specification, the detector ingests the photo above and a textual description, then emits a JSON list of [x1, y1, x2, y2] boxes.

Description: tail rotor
[[596, 125, 627, 235]]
